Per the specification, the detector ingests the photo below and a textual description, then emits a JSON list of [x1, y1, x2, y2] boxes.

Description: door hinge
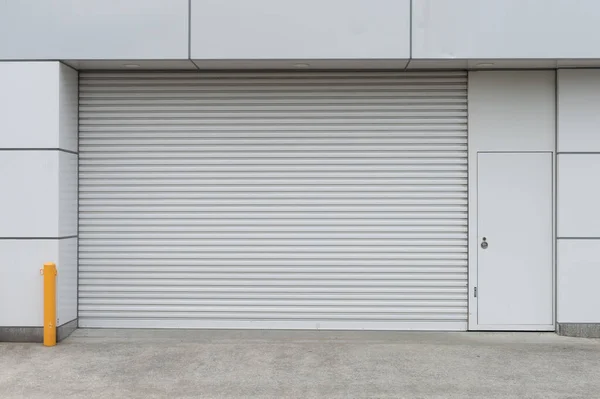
[[474, 287, 477, 297]]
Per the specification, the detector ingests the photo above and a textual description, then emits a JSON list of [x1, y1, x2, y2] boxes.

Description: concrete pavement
[[1, 329, 599, 399]]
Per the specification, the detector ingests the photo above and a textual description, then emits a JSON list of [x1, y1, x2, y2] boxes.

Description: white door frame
[[468, 151, 556, 331]]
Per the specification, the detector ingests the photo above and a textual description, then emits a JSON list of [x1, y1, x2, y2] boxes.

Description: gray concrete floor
[[1, 329, 599, 399]]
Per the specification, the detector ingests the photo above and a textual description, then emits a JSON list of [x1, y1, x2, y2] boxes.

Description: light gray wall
[[413, 0, 600, 59], [557, 70, 600, 152], [3, 0, 600, 61], [467, 71, 556, 152], [190, 0, 410, 60], [467, 71, 556, 329], [0, 0, 189, 60], [558, 155, 600, 238], [557, 69, 600, 324], [0, 62, 78, 328]]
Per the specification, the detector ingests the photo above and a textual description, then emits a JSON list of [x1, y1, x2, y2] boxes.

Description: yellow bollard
[[41, 262, 57, 347]]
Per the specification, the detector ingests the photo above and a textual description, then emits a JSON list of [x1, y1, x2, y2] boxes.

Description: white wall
[[467, 71, 556, 329], [3, 0, 600, 62], [557, 241, 600, 322], [0, 241, 56, 326], [557, 69, 600, 324], [0, 62, 78, 151], [57, 238, 78, 325], [0, 63, 60, 148], [190, 0, 410, 60], [0, 238, 77, 326], [413, 0, 600, 59], [558, 70, 600, 152], [468, 71, 556, 151], [0, 62, 78, 328], [558, 155, 600, 237], [59, 64, 79, 153], [0, 0, 188, 60], [0, 151, 60, 238]]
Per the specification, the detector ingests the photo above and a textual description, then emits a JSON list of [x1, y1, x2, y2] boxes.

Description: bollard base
[[0, 319, 78, 343]]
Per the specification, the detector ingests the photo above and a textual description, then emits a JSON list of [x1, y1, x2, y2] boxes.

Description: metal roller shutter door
[[78, 71, 468, 330]]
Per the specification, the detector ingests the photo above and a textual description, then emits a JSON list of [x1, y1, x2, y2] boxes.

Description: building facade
[[1, 0, 599, 340]]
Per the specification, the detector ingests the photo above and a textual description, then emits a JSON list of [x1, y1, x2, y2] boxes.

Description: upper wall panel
[[0, 62, 59, 148], [468, 71, 555, 152], [0, 62, 78, 152], [0, 0, 189, 60], [558, 69, 600, 152], [413, 0, 600, 59], [190, 0, 410, 60]]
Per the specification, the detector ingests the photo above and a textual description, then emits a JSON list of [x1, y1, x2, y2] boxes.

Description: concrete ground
[[1, 330, 599, 399]]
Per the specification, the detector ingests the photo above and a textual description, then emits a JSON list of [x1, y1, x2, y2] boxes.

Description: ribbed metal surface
[[78, 71, 468, 330]]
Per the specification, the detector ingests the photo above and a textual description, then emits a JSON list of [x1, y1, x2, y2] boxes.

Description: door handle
[[481, 237, 488, 249]]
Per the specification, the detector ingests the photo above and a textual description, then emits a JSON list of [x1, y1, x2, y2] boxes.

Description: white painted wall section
[[0, 0, 189, 60], [0, 241, 56, 326], [0, 62, 78, 151], [558, 69, 600, 152], [0, 151, 60, 238], [0, 61, 78, 329], [59, 64, 79, 154], [413, 0, 600, 59], [558, 241, 600, 323], [557, 69, 600, 325], [57, 238, 78, 325], [468, 71, 556, 329], [558, 155, 600, 238], [468, 71, 556, 152], [59, 152, 78, 238], [0, 239, 77, 326], [0, 62, 60, 148], [191, 0, 410, 59]]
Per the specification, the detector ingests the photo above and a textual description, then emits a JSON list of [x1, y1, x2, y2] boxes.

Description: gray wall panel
[[558, 69, 600, 152], [557, 69, 600, 324], [0, 0, 188, 60], [413, 0, 600, 59], [190, 0, 410, 60]]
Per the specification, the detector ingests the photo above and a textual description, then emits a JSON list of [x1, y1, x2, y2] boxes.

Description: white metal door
[[78, 71, 468, 330], [476, 152, 553, 330]]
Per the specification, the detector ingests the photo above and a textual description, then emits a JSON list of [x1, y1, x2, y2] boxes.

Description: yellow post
[[41, 262, 57, 347]]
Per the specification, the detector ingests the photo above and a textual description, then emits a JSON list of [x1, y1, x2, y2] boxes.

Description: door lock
[[480, 237, 488, 249]]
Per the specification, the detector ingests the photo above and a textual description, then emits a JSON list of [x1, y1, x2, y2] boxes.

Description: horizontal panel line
[[78, 318, 468, 323], [79, 247, 467, 250], [79, 302, 468, 307], [80, 72, 467, 76], [79, 211, 468, 214], [79, 267, 467, 270], [76, 313, 467, 318], [0, 148, 78, 155], [478, 151, 552, 154], [79, 289, 468, 293], [80, 80, 468, 85], [0, 235, 77, 240], [79, 233, 467, 237], [557, 237, 600, 240], [79, 298, 467, 302], [80, 149, 468, 153], [80, 128, 468, 133], [78, 307, 467, 312], [79, 273, 467, 277], [557, 152, 600, 155], [80, 258, 466, 265]]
